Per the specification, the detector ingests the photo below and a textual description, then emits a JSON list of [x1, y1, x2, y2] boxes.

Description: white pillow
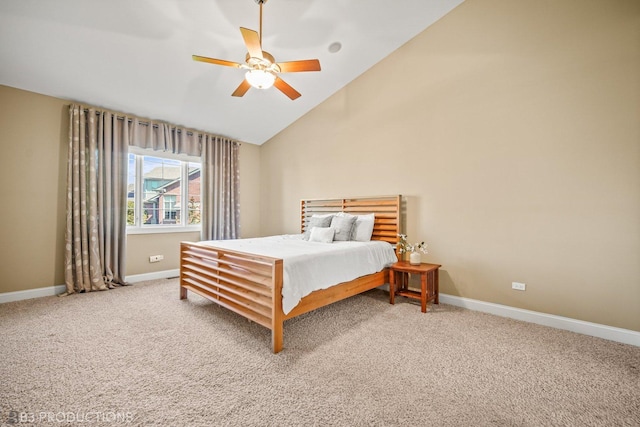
[[303, 214, 334, 240], [337, 212, 375, 241], [309, 227, 335, 243], [351, 213, 375, 241]]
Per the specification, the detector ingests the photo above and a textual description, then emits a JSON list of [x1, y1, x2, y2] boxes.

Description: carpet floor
[[1, 279, 638, 426]]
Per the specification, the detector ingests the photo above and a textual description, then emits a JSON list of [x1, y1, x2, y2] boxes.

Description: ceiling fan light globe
[[245, 69, 276, 89]]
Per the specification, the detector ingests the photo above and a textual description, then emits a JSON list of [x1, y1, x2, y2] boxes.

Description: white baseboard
[[439, 293, 640, 347], [0, 270, 180, 304], [0, 284, 67, 304], [125, 269, 180, 283]]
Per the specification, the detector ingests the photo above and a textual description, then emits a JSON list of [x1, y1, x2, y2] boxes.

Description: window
[[127, 150, 201, 233]]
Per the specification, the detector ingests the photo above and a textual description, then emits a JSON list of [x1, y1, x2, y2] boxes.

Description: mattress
[[200, 234, 398, 314]]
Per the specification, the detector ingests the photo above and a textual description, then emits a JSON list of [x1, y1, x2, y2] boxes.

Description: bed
[[179, 195, 402, 353]]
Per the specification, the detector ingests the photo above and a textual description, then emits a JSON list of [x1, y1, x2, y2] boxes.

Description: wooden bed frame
[[179, 195, 402, 353]]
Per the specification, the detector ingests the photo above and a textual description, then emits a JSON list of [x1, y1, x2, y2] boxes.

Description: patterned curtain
[[64, 105, 128, 293], [64, 104, 240, 294], [201, 135, 240, 240]]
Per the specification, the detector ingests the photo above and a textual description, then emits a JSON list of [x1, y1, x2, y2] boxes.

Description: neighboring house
[[127, 167, 201, 225]]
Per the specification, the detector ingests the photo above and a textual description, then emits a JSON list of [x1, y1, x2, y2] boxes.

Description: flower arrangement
[[396, 234, 428, 255]]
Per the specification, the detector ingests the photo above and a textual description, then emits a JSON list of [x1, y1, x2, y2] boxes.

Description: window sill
[[127, 226, 201, 235]]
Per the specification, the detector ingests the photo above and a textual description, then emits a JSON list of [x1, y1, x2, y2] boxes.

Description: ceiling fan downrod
[[255, 0, 267, 45]]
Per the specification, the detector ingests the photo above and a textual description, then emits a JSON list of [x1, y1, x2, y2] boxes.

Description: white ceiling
[[0, 0, 463, 145]]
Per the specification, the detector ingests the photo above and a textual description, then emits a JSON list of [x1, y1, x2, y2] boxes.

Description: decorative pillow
[[308, 226, 335, 243], [303, 214, 333, 240], [330, 215, 357, 241], [351, 213, 375, 241]]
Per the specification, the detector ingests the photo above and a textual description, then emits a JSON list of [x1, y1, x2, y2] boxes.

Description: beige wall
[[0, 85, 68, 293], [260, 0, 640, 331], [0, 85, 262, 292]]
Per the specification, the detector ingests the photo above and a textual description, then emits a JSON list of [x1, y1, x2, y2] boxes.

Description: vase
[[409, 251, 421, 265]]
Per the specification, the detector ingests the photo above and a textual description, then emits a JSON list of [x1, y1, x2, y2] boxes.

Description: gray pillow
[[303, 215, 333, 240], [330, 215, 357, 241]]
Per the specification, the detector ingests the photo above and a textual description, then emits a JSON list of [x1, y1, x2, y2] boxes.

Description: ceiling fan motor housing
[[245, 52, 281, 73]]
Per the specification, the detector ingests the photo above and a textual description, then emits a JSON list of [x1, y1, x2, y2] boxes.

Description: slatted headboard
[[300, 195, 402, 245]]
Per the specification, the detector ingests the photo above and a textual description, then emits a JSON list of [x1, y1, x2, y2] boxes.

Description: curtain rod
[[80, 107, 239, 144]]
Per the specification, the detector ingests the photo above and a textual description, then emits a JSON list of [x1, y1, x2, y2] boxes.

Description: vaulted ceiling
[[0, 0, 464, 144]]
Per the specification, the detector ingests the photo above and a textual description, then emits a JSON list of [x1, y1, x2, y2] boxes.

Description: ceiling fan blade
[[231, 79, 252, 97], [274, 77, 301, 100], [240, 27, 263, 60], [192, 55, 242, 68], [277, 59, 321, 73]]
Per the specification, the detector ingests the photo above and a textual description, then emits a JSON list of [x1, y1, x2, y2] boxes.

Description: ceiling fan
[[192, 0, 321, 100]]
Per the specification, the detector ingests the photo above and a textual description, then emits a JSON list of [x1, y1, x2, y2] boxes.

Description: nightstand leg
[[389, 269, 395, 305], [421, 272, 427, 313], [434, 269, 439, 304]]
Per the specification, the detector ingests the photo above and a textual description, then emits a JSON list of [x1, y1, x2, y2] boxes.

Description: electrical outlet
[[149, 255, 164, 263], [512, 282, 526, 291]]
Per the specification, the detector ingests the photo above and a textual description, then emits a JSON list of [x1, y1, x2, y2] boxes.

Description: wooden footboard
[[179, 243, 285, 352], [180, 195, 402, 353]]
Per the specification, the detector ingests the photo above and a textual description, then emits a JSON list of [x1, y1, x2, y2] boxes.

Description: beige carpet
[[1, 279, 638, 427]]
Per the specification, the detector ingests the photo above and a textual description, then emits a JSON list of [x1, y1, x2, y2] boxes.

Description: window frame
[[127, 147, 202, 235]]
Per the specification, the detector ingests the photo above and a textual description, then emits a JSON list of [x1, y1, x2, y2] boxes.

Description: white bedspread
[[200, 234, 398, 315]]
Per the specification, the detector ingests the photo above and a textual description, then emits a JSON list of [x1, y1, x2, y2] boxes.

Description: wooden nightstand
[[389, 261, 441, 313]]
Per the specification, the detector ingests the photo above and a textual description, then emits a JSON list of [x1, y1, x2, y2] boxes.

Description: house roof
[[144, 166, 182, 181]]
